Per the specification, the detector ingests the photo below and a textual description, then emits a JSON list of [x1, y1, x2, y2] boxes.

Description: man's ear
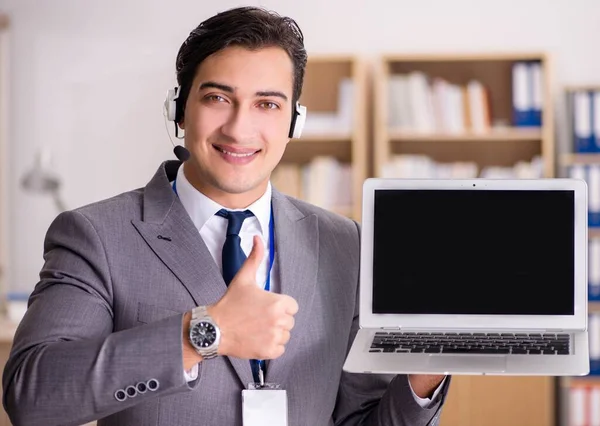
[[178, 119, 185, 130]]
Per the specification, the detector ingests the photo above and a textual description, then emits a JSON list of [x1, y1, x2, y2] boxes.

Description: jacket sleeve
[[2, 210, 198, 426], [332, 220, 451, 426]]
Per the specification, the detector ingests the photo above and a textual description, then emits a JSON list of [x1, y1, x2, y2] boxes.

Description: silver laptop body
[[343, 178, 590, 376]]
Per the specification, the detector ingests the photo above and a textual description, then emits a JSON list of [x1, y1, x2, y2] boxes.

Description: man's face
[[179, 45, 295, 204]]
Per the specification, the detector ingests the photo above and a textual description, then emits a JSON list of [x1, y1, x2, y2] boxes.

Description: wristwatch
[[188, 306, 221, 360]]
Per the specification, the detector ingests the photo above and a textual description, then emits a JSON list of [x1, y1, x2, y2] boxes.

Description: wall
[[1, 0, 600, 293]]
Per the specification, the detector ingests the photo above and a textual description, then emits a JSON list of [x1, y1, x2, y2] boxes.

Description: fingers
[[279, 329, 291, 345], [231, 235, 264, 286], [283, 295, 299, 316], [277, 315, 295, 331]]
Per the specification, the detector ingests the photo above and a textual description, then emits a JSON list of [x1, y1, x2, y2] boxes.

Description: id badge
[[242, 383, 288, 426]]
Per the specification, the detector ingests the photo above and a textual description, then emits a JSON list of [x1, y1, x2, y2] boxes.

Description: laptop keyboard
[[369, 332, 571, 355]]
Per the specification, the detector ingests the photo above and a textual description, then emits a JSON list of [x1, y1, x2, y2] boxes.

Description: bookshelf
[[374, 52, 554, 181], [271, 54, 368, 221], [372, 52, 556, 426], [560, 85, 600, 426]]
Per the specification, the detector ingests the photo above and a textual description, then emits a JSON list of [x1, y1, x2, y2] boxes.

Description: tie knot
[[216, 209, 254, 236]]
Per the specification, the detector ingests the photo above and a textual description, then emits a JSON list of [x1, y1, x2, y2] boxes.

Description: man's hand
[[408, 374, 446, 399], [183, 235, 298, 366]]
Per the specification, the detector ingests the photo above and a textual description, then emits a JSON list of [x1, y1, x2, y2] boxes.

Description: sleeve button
[[136, 382, 148, 394], [126, 386, 137, 398], [114, 389, 127, 402], [147, 378, 160, 391]]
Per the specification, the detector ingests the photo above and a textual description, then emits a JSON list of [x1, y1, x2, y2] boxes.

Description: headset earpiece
[[289, 101, 307, 139], [164, 86, 180, 122]]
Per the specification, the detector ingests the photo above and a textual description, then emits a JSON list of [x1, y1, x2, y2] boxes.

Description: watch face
[[191, 321, 217, 348]]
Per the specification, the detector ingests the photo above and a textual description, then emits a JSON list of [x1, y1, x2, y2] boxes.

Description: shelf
[[296, 132, 353, 142], [388, 128, 543, 142], [562, 375, 600, 388], [382, 52, 548, 63], [589, 228, 600, 239], [290, 55, 367, 222], [590, 301, 600, 312], [561, 153, 600, 166], [564, 85, 600, 92]]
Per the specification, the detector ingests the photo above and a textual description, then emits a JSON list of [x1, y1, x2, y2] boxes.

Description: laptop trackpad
[[427, 355, 507, 373]]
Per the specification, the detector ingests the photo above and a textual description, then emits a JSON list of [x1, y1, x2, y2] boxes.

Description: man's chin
[[212, 178, 267, 196]]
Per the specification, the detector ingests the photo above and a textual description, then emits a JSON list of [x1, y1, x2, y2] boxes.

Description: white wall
[[1, 0, 600, 293]]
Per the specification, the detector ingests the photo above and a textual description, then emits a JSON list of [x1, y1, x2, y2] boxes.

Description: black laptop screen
[[372, 189, 575, 315]]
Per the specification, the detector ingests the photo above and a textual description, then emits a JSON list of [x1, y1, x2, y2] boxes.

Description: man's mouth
[[212, 144, 261, 162]]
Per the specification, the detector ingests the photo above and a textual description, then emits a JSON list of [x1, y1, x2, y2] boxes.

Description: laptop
[[343, 178, 590, 376]]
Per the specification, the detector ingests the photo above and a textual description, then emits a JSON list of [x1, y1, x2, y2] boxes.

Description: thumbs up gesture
[[208, 235, 299, 360]]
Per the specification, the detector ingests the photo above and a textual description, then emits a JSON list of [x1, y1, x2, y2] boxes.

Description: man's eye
[[260, 102, 279, 110], [207, 95, 226, 102]]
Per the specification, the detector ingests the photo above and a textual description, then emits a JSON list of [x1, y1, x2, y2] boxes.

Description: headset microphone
[[173, 145, 190, 162]]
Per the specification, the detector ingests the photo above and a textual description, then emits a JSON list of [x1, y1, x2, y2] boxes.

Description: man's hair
[[174, 6, 307, 124]]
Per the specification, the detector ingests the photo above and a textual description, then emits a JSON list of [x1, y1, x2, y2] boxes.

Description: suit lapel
[[265, 190, 319, 385], [131, 161, 255, 387]]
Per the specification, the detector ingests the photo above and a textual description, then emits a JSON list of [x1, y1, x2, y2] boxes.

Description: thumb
[[229, 235, 265, 286]]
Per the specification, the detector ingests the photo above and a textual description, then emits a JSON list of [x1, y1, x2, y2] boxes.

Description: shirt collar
[[174, 164, 272, 234]]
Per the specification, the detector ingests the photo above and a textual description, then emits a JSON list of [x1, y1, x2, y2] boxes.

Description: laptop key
[[424, 347, 441, 353]]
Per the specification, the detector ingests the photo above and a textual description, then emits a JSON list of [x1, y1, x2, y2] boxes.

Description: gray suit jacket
[[2, 161, 450, 426]]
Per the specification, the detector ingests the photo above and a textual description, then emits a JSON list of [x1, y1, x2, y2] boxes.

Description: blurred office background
[[2, 0, 600, 425]]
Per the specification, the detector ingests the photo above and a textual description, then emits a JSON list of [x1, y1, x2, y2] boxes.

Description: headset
[[163, 86, 307, 161]]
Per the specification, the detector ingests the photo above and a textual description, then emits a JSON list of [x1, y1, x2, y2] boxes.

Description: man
[[2, 6, 450, 426]]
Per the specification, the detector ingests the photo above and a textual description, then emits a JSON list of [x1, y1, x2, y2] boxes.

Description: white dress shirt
[[173, 164, 442, 407]]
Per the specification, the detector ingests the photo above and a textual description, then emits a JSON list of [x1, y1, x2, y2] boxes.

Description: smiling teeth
[[218, 147, 255, 157]]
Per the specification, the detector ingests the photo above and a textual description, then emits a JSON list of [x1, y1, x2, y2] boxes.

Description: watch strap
[[192, 305, 210, 321]]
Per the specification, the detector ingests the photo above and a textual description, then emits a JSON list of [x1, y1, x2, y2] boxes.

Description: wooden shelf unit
[[273, 54, 368, 221], [559, 84, 600, 169], [559, 86, 600, 426], [374, 52, 555, 179], [371, 52, 556, 426]]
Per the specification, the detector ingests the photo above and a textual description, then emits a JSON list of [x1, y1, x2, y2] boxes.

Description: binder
[[590, 314, 600, 375], [594, 91, 600, 152], [589, 165, 600, 226], [530, 62, 543, 126], [574, 90, 594, 153], [590, 239, 600, 302], [512, 62, 533, 127], [591, 387, 600, 426], [569, 164, 587, 182], [570, 385, 586, 426]]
